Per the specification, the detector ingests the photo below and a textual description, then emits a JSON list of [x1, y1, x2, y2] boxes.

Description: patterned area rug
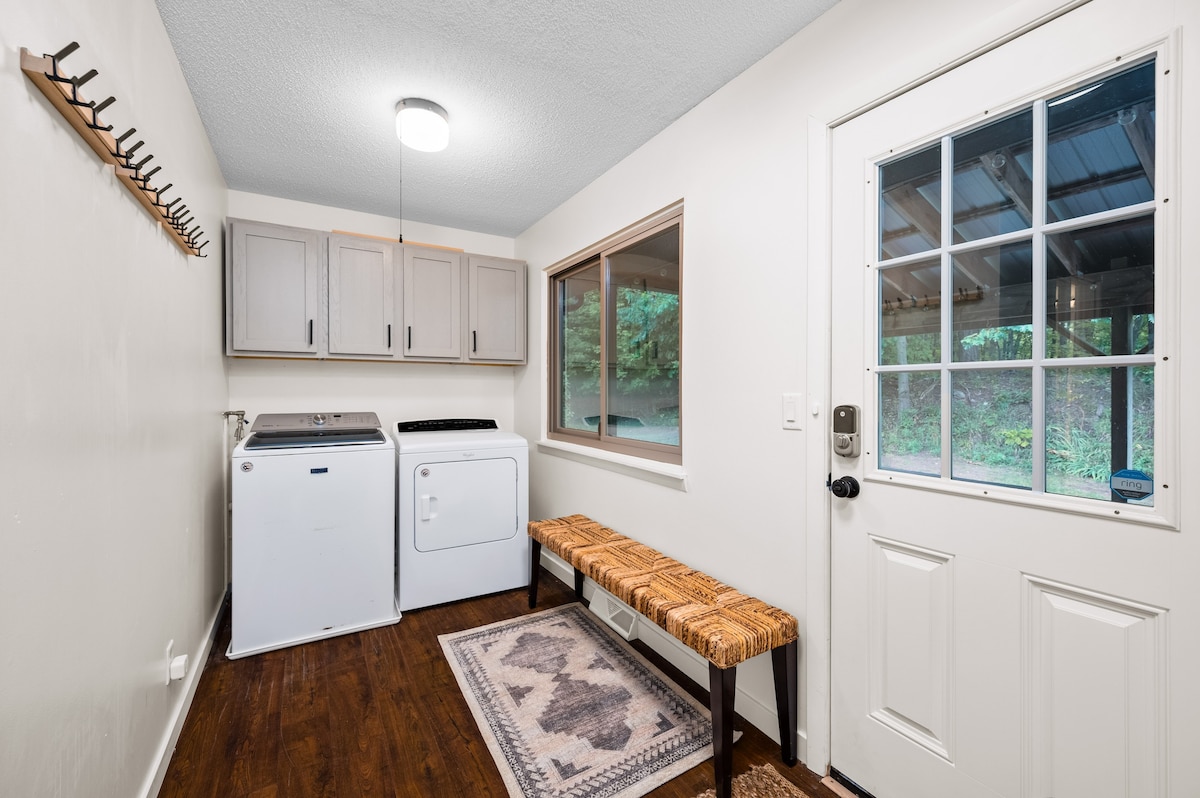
[[439, 603, 718, 798], [693, 764, 813, 798]]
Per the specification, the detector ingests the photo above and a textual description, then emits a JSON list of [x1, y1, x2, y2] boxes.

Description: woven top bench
[[526, 513, 799, 798]]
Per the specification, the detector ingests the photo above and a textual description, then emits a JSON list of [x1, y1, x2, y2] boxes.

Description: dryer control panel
[[396, 418, 498, 433]]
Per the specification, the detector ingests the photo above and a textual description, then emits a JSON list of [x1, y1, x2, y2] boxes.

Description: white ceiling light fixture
[[395, 98, 449, 152]]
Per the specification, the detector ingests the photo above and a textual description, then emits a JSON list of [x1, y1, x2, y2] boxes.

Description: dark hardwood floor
[[160, 570, 840, 797]]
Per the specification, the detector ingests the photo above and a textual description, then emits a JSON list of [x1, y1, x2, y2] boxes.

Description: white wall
[[0, 1, 228, 796], [514, 0, 1092, 763], [224, 191, 520, 435], [0, 0, 1114, 792], [227, 190, 517, 258]]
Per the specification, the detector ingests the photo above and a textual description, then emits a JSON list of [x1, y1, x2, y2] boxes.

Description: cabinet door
[[328, 236, 395, 357], [229, 220, 321, 354], [402, 247, 462, 359], [467, 256, 526, 362]]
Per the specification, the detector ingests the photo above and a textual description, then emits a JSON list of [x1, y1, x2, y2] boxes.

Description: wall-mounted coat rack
[[20, 42, 208, 257]]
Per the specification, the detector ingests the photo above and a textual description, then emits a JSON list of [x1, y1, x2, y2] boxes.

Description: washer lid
[[244, 428, 388, 449], [243, 411, 385, 449]]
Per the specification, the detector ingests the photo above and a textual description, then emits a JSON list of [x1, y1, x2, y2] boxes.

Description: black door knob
[[829, 475, 860, 499]]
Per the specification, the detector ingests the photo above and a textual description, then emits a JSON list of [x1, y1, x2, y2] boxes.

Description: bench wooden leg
[[573, 568, 585, 603], [771, 640, 798, 765], [708, 662, 736, 798], [527, 540, 542, 608]]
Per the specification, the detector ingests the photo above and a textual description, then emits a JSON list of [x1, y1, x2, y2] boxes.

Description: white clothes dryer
[[393, 419, 528, 611], [229, 412, 400, 659]]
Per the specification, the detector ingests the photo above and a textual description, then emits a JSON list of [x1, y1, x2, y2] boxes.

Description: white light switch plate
[[782, 394, 802, 430]]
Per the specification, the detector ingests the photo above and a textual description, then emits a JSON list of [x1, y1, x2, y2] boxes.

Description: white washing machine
[[393, 419, 528, 611], [229, 412, 400, 659]]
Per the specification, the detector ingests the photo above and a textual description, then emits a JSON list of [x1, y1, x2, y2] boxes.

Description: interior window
[[876, 59, 1157, 505], [549, 208, 682, 464]]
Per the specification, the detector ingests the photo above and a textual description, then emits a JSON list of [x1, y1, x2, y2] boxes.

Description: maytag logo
[[462, 451, 476, 458]]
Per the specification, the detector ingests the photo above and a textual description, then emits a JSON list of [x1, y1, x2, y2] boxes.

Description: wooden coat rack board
[[20, 42, 208, 257]]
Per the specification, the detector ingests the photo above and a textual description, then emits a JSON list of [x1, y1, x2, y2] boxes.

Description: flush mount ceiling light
[[395, 98, 449, 152]]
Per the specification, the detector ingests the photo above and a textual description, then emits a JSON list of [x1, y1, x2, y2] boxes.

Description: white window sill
[[536, 438, 688, 490]]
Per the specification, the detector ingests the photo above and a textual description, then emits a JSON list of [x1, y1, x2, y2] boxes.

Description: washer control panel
[[250, 412, 381, 433]]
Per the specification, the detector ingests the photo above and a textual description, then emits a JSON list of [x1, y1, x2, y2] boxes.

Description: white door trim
[[828, 0, 1096, 129], [803, 114, 833, 773]]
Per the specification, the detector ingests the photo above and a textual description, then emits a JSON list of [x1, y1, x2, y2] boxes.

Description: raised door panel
[[230, 220, 320, 354], [328, 236, 394, 357], [1023, 577, 1167, 797], [402, 247, 461, 359], [467, 256, 526, 362], [868, 537, 954, 761]]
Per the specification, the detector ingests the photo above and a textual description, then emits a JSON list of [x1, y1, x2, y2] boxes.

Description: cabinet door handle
[[407, 326, 412, 349], [472, 330, 477, 352], [308, 319, 313, 346], [387, 324, 392, 348]]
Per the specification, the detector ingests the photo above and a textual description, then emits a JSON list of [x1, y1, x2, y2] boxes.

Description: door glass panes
[[880, 257, 941, 365], [1045, 366, 1154, 505], [874, 58, 1158, 504], [952, 241, 1033, 362], [879, 144, 941, 260], [558, 260, 601, 433], [1047, 60, 1155, 223], [952, 110, 1033, 243], [1046, 214, 1154, 357], [879, 371, 941, 476], [605, 227, 681, 446], [951, 369, 1033, 488]]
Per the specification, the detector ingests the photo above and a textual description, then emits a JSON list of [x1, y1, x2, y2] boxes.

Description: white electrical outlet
[[164, 639, 174, 686]]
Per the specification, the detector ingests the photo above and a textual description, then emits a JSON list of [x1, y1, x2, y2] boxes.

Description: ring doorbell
[[832, 404, 860, 458]]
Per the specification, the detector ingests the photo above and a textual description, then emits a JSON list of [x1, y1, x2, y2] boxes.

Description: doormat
[[439, 603, 718, 798], [693, 764, 813, 798]]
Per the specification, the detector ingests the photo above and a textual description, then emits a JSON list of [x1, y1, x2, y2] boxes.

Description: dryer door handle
[[420, 494, 438, 521]]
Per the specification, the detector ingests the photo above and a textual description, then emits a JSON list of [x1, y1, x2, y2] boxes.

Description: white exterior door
[[828, 1, 1199, 795]]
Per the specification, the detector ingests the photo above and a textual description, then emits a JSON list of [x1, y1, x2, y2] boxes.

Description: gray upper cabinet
[[402, 246, 462, 360], [228, 219, 321, 355], [226, 219, 525, 364], [328, 235, 395, 357], [468, 255, 526, 362]]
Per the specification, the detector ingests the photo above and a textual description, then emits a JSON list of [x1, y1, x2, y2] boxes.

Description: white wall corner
[[141, 593, 227, 798]]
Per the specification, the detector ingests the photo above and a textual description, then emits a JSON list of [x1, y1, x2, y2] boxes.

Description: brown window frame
[[547, 203, 683, 465]]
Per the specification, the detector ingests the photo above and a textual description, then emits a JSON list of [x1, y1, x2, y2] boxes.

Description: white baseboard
[[537, 551, 807, 756], [141, 589, 227, 798]]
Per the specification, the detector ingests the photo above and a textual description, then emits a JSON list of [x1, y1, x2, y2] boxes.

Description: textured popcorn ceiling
[[155, 0, 839, 237]]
